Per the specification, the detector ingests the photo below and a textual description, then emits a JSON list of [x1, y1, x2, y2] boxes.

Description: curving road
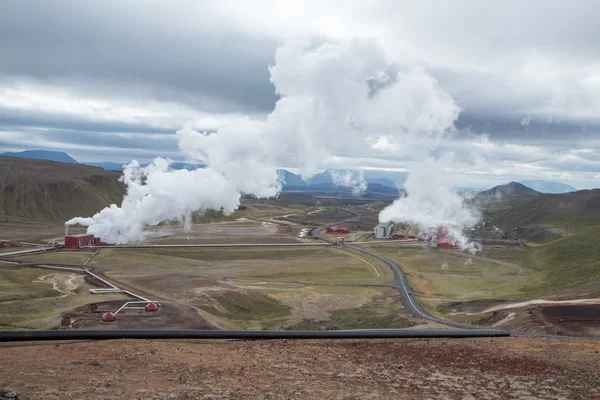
[[312, 213, 475, 329], [313, 209, 600, 338]]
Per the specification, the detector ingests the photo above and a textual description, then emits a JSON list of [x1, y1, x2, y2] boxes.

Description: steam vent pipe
[[0, 329, 510, 342]]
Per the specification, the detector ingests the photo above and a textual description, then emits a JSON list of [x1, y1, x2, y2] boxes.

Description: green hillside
[[0, 155, 125, 222], [487, 189, 600, 231], [483, 189, 600, 297], [526, 232, 600, 297]]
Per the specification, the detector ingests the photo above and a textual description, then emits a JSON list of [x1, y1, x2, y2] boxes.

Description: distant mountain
[[305, 170, 334, 185], [85, 161, 204, 171], [366, 178, 398, 188], [278, 169, 308, 187], [518, 180, 578, 194], [473, 182, 541, 205], [282, 169, 401, 189], [364, 183, 402, 195], [1, 150, 78, 164]]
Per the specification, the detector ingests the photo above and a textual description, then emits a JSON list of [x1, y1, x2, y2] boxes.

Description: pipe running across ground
[[0, 328, 510, 342]]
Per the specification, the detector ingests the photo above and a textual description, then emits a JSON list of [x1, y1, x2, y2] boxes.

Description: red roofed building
[[437, 238, 453, 248], [327, 227, 350, 234]]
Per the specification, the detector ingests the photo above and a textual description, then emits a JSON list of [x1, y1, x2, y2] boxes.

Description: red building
[[408, 235, 416, 239], [327, 227, 350, 234], [437, 238, 453, 249], [65, 234, 95, 249], [93, 237, 101, 246]]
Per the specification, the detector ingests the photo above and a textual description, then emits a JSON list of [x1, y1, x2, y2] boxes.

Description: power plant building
[[64, 234, 95, 249], [374, 222, 395, 239]]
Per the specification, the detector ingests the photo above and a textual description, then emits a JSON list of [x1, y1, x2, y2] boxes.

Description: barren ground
[[1, 336, 599, 399]]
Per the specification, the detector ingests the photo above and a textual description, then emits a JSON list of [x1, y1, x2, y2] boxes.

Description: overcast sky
[[1, 1, 599, 188]]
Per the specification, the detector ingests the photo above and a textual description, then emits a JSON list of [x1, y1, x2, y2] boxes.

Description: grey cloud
[[0, 2, 279, 114], [0, 110, 174, 135], [0, 1, 599, 188]]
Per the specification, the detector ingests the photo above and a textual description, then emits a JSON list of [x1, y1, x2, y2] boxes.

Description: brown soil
[[1, 336, 598, 399], [541, 304, 600, 335]]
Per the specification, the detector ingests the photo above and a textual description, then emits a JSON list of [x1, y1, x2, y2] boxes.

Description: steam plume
[[330, 170, 368, 195], [67, 39, 468, 244], [379, 155, 481, 252]]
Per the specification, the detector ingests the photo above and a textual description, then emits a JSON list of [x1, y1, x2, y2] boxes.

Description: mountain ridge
[[1, 150, 78, 164]]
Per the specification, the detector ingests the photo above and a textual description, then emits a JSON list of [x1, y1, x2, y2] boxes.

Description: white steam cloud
[[379, 155, 481, 252], [330, 170, 368, 195], [67, 38, 472, 244]]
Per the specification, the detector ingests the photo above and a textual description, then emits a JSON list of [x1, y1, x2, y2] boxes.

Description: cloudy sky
[[1, 1, 599, 189]]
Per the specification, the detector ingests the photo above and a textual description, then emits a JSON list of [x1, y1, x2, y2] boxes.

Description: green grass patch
[[0, 267, 127, 329], [0, 268, 60, 303], [370, 246, 537, 300], [283, 288, 415, 330], [90, 247, 393, 285], [520, 232, 600, 297]]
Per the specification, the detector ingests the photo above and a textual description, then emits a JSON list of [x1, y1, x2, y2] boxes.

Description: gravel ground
[[1, 336, 599, 399]]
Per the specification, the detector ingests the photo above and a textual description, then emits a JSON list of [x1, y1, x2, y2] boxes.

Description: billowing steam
[[67, 38, 471, 244], [379, 155, 481, 252], [330, 170, 367, 195], [67, 158, 267, 244]]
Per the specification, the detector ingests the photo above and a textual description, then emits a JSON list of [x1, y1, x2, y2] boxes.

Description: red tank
[[101, 312, 117, 322], [145, 303, 159, 312]]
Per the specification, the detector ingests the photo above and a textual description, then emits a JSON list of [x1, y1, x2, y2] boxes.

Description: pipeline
[[0, 328, 510, 342]]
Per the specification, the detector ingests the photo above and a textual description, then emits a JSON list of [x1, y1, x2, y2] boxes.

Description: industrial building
[[374, 222, 395, 239], [437, 238, 453, 248], [64, 233, 95, 249], [326, 226, 350, 234]]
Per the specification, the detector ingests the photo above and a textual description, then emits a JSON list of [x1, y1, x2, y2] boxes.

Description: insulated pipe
[[0, 329, 510, 342], [84, 243, 331, 249]]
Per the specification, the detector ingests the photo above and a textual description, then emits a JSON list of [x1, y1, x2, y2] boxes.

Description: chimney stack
[[65, 223, 69, 237]]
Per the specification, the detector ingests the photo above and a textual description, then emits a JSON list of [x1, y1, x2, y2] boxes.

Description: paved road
[[313, 209, 600, 338], [312, 214, 475, 329]]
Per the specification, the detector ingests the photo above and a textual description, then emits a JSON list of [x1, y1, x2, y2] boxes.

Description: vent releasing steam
[[67, 39, 476, 245]]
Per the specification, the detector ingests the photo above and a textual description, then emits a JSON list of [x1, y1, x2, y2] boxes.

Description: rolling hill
[[472, 182, 540, 207], [0, 155, 125, 222], [483, 189, 600, 297], [487, 189, 600, 232]]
